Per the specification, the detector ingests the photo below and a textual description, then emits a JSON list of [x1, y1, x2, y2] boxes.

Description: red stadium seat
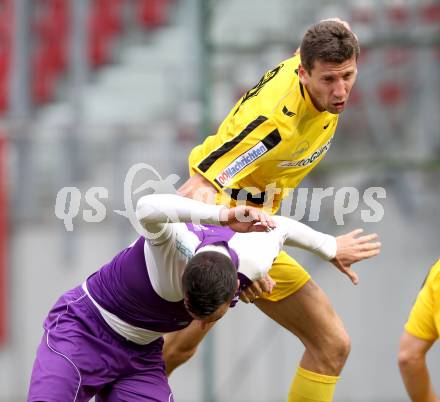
[[351, 5, 375, 24], [32, 43, 57, 104], [89, 0, 122, 67], [50, 0, 69, 72], [420, 3, 440, 23], [30, 0, 71, 104], [0, 131, 7, 345], [138, 0, 169, 29], [378, 82, 405, 106], [106, 0, 123, 35], [387, 4, 410, 25]]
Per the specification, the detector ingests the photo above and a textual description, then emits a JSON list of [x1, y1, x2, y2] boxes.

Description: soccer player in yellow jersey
[[399, 259, 440, 402], [163, 20, 381, 402]]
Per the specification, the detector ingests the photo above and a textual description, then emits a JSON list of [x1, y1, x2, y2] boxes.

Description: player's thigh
[[96, 369, 174, 402], [28, 331, 97, 402], [260, 251, 311, 302], [255, 279, 346, 349], [28, 287, 128, 401]]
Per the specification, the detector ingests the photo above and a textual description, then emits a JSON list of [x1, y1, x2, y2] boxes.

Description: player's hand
[[330, 229, 381, 285], [219, 206, 276, 233], [240, 274, 276, 303]]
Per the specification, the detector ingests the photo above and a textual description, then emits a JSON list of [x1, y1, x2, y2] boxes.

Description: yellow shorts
[[405, 259, 440, 341], [259, 250, 311, 302]]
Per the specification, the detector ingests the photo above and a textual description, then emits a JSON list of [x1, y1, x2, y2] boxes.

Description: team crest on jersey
[[279, 136, 333, 168], [216, 142, 268, 186]]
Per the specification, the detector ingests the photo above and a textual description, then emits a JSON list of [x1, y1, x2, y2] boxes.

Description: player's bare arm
[[399, 331, 439, 402], [177, 173, 217, 204]]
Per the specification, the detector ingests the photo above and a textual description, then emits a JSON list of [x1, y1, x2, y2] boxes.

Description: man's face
[[299, 56, 358, 114], [186, 300, 231, 330]]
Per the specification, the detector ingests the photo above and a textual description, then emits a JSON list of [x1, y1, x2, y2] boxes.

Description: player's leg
[[96, 338, 174, 402], [28, 287, 107, 401], [28, 286, 135, 401], [97, 369, 175, 402], [28, 330, 94, 402], [256, 280, 350, 375], [96, 371, 174, 402], [163, 320, 216, 375], [255, 251, 350, 402]]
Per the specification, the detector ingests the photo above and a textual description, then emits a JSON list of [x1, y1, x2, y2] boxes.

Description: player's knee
[[328, 330, 351, 371], [313, 327, 351, 373], [337, 329, 351, 357]]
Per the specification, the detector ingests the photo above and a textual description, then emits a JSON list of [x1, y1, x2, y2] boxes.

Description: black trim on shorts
[[197, 116, 268, 173]]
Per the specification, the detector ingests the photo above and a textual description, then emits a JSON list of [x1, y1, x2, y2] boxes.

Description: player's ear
[[298, 64, 309, 85], [236, 279, 240, 291]]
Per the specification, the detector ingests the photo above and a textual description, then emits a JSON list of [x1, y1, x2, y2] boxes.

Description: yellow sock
[[287, 366, 340, 402]]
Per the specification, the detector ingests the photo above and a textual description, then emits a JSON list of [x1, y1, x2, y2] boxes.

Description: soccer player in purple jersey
[[28, 194, 379, 401]]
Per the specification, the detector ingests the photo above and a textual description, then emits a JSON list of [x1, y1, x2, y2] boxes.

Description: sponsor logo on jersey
[[216, 142, 268, 186], [278, 136, 333, 168]]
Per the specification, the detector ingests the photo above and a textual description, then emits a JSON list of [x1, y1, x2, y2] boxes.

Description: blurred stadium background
[[0, 0, 439, 401]]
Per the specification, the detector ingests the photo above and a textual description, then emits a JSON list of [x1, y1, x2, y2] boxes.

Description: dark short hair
[[182, 251, 237, 318], [300, 20, 360, 73]]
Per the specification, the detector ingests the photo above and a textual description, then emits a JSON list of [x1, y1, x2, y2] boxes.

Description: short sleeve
[[405, 262, 440, 341]]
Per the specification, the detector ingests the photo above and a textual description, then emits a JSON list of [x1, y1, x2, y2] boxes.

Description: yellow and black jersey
[[405, 259, 440, 341], [189, 55, 338, 213]]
